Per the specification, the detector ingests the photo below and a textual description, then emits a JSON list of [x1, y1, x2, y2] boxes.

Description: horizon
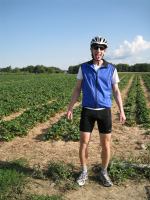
[[1, 61, 150, 71]]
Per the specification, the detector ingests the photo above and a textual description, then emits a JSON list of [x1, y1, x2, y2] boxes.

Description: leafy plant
[[47, 160, 78, 192], [26, 195, 63, 200], [109, 158, 150, 184], [44, 107, 81, 141], [0, 168, 26, 200]]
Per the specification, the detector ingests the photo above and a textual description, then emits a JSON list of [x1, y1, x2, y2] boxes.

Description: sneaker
[[99, 171, 113, 187], [77, 172, 88, 186]]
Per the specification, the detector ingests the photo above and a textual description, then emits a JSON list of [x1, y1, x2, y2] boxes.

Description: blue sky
[[0, 0, 150, 70]]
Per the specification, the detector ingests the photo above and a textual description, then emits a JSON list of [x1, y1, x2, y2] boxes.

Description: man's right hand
[[66, 109, 73, 120]]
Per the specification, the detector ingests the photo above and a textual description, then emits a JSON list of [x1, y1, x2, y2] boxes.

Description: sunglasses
[[92, 45, 106, 51]]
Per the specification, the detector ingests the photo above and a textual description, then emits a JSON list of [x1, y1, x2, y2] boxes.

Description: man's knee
[[100, 134, 111, 149], [80, 132, 91, 145]]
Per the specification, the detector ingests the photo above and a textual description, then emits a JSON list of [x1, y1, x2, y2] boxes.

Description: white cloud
[[108, 35, 150, 60]]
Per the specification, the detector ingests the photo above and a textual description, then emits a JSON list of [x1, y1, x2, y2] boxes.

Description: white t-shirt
[[77, 65, 120, 84]]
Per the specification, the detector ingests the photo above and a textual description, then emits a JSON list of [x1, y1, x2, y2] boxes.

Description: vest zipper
[[95, 72, 98, 108]]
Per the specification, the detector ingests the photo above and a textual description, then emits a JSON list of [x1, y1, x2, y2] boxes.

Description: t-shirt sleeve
[[112, 68, 120, 84], [77, 66, 83, 80]]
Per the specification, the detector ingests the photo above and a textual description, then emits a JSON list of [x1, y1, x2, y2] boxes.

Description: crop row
[[44, 106, 81, 141], [0, 74, 76, 118], [142, 74, 150, 92], [0, 73, 126, 119], [0, 74, 80, 141], [0, 96, 72, 141], [1, 73, 149, 142], [124, 75, 150, 128], [117, 73, 133, 90]]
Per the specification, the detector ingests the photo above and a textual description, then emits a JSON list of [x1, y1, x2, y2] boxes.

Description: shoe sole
[[99, 175, 113, 187], [77, 178, 88, 186]]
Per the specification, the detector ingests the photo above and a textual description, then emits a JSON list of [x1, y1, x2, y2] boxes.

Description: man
[[67, 36, 126, 187]]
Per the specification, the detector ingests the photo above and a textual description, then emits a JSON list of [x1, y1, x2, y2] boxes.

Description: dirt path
[[0, 102, 81, 167], [2, 100, 54, 122], [65, 180, 150, 200], [0, 76, 149, 200], [2, 109, 26, 121], [112, 75, 150, 159], [140, 76, 150, 108]]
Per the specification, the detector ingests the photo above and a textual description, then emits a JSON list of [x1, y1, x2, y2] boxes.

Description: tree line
[[0, 65, 65, 73], [68, 63, 150, 74], [1, 63, 150, 74]]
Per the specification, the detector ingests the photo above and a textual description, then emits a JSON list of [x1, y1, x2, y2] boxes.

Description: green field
[[0, 73, 150, 199]]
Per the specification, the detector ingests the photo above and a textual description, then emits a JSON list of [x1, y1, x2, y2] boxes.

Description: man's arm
[[67, 79, 82, 120], [112, 83, 126, 124]]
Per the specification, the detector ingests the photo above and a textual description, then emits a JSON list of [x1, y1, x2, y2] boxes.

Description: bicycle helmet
[[90, 36, 108, 48]]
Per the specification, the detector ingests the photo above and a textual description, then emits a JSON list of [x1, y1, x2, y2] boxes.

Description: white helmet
[[90, 36, 108, 48]]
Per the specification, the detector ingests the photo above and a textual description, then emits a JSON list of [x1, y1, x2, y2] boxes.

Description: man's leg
[[100, 133, 111, 169], [99, 133, 113, 187], [96, 108, 113, 186], [77, 131, 91, 186], [78, 108, 95, 186], [79, 132, 91, 168]]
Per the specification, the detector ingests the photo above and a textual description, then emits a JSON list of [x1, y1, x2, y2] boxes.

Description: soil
[[140, 77, 150, 107], [2, 109, 26, 121], [0, 76, 150, 200]]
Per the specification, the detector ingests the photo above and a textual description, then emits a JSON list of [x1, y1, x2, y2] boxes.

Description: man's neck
[[93, 59, 103, 66]]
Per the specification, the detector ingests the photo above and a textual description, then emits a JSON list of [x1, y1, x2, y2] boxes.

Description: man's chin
[[94, 55, 102, 60], [94, 58, 101, 61]]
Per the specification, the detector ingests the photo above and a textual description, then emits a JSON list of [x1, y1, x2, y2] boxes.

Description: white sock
[[82, 165, 88, 174], [101, 167, 107, 174]]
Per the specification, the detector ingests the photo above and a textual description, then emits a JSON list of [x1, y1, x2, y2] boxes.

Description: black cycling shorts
[[79, 107, 112, 134]]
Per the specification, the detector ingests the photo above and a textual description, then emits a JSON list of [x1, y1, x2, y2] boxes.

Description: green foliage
[[44, 107, 81, 141], [47, 161, 78, 192], [26, 195, 63, 200], [0, 168, 26, 200], [124, 75, 150, 128], [32, 164, 46, 179], [116, 63, 130, 72], [109, 158, 150, 184], [10, 158, 29, 168], [136, 79, 150, 128], [0, 164, 63, 200], [0, 65, 64, 74], [0, 74, 76, 141], [68, 64, 80, 74], [124, 75, 137, 126], [68, 63, 150, 73], [109, 159, 137, 184], [0, 74, 76, 118], [0, 159, 64, 199]]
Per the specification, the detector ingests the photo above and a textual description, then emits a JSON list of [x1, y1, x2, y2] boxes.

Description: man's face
[[91, 44, 107, 61]]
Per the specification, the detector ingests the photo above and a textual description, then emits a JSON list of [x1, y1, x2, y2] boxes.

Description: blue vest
[[81, 60, 115, 108]]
